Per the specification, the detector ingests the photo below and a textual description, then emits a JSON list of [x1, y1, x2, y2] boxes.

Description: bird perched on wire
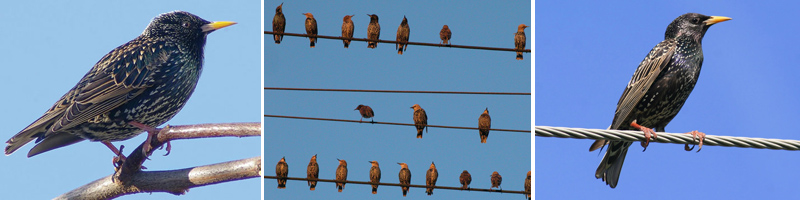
[[4, 11, 235, 164], [459, 170, 472, 189], [396, 16, 410, 54], [276, 157, 288, 189], [479, 108, 492, 143], [369, 160, 382, 194], [307, 154, 319, 190], [425, 162, 438, 195], [342, 15, 355, 48], [515, 24, 529, 60], [398, 162, 412, 196], [367, 14, 380, 48], [336, 158, 348, 192], [440, 25, 451, 45], [491, 171, 502, 190], [355, 104, 374, 123], [524, 171, 531, 199], [411, 104, 428, 138], [303, 13, 318, 48], [590, 13, 730, 189], [272, 3, 285, 44]]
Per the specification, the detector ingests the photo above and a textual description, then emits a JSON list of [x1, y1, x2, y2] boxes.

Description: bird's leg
[[127, 121, 170, 156], [630, 120, 657, 151], [103, 141, 125, 169], [684, 130, 705, 152], [371, 119, 375, 124]]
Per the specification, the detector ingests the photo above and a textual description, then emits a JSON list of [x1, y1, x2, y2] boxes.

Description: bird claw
[[684, 130, 705, 152], [630, 120, 657, 151]]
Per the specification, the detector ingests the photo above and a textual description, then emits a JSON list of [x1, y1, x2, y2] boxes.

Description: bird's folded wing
[[611, 40, 676, 129]]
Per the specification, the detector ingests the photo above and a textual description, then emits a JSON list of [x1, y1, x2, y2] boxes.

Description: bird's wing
[[610, 40, 676, 129]]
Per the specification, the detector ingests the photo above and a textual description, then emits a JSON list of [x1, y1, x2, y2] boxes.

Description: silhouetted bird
[[355, 104, 374, 123], [367, 14, 381, 48], [491, 171, 502, 190], [272, 3, 285, 44], [460, 170, 472, 189], [515, 24, 529, 60], [369, 160, 382, 194], [440, 25, 451, 45], [342, 15, 355, 48], [398, 162, 412, 196], [336, 158, 348, 192], [303, 13, 318, 48], [307, 154, 319, 190], [411, 104, 428, 138], [276, 157, 288, 189], [396, 16, 410, 54], [479, 108, 492, 143], [525, 171, 531, 199], [425, 162, 438, 195]]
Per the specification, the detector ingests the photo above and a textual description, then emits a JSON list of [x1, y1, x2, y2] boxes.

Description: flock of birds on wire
[[355, 104, 494, 143]]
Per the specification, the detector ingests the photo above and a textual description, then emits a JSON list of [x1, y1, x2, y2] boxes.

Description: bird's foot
[[684, 130, 705, 152], [103, 142, 126, 170], [128, 121, 161, 157], [630, 120, 657, 151]]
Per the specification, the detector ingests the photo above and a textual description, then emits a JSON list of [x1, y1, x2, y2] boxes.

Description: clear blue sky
[[536, 0, 800, 199], [0, 1, 260, 199], [265, 0, 531, 199]]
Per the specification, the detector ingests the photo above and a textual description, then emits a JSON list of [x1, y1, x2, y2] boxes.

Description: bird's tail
[[516, 52, 523, 60], [372, 185, 378, 194], [426, 188, 433, 195], [308, 180, 316, 190], [417, 130, 423, 138], [278, 179, 286, 189], [595, 141, 631, 188], [310, 41, 315, 48], [337, 184, 343, 192], [403, 188, 408, 196], [480, 135, 487, 143], [344, 40, 350, 48]]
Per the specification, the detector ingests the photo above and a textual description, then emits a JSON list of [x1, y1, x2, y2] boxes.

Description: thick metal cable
[[264, 87, 530, 95], [264, 176, 529, 195], [265, 114, 531, 133], [265, 31, 531, 53]]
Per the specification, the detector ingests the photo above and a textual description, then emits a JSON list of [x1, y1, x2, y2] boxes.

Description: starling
[[272, 3, 285, 44], [5, 11, 235, 160], [397, 162, 412, 196], [479, 108, 492, 143], [439, 25, 451, 45], [411, 104, 428, 138], [342, 15, 355, 48], [276, 157, 288, 189], [336, 158, 348, 192], [369, 160, 382, 194], [491, 171, 502, 190], [515, 24, 529, 60], [303, 13, 318, 48], [367, 14, 381, 48], [460, 170, 472, 189], [524, 171, 531, 200], [396, 16, 410, 55], [307, 154, 319, 190], [589, 13, 730, 188], [425, 162, 438, 195], [355, 104, 374, 123]]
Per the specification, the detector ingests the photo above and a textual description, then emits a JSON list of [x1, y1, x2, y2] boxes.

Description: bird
[[411, 104, 428, 138], [369, 160, 382, 194], [303, 13, 318, 48], [355, 104, 374, 123], [439, 25, 451, 45], [396, 16, 410, 55], [460, 170, 472, 189], [589, 13, 730, 188], [272, 3, 285, 44], [515, 24, 529, 60], [4, 11, 236, 163], [307, 154, 319, 190], [491, 171, 502, 190], [336, 158, 348, 192], [425, 162, 438, 195], [479, 108, 492, 143], [367, 14, 381, 48], [276, 157, 288, 189], [397, 162, 412, 196], [524, 171, 531, 200], [342, 15, 355, 48]]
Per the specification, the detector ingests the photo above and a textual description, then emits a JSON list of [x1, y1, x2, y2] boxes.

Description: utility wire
[[265, 87, 530, 95], [264, 176, 529, 195], [265, 31, 531, 53], [265, 115, 531, 133]]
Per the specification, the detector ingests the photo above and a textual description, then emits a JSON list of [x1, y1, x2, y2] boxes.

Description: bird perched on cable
[[272, 3, 285, 44], [491, 171, 502, 190], [307, 154, 319, 190], [367, 14, 380, 48], [369, 160, 382, 194], [396, 16, 410, 54], [524, 171, 531, 200], [515, 24, 529, 60], [303, 13, 318, 48], [336, 158, 348, 192], [460, 170, 472, 189], [425, 162, 438, 195], [479, 108, 492, 143], [398, 162, 412, 196], [355, 104, 374, 123], [342, 15, 355, 48], [4, 11, 235, 164], [411, 104, 428, 138], [440, 25, 451, 45], [276, 157, 288, 189], [590, 13, 729, 189]]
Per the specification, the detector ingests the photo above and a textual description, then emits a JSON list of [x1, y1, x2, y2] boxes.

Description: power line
[[265, 31, 531, 53], [264, 176, 529, 195], [265, 87, 530, 95], [265, 114, 531, 133]]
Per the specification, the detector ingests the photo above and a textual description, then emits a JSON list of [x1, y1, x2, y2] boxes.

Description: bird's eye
[[182, 22, 191, 28], [691, 18, 700, 24]]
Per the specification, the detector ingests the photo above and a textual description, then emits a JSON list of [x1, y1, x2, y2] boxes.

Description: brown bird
[[303, 13, 317, 48], [307, 154, 319, 190], [398, 162, 412, 196], [342, 15, 355, 48], [355, 104, 374, 123], [524, 171, 531, 200], [276, 157, 288, 189], [369, 161, 382, 194], [440, 25, 451, 45], [396, 16, 410, 55], [425, 162, 438, 195], [367, 14, 380, 48], [479, 108, 492, 143], [491, 171, 502, 190], [515, 24, 529, 60], [336, 158, 348, 192], [411, 104, 428, 138], [460, 170, 472, 189], [272, 3, 285, 44]]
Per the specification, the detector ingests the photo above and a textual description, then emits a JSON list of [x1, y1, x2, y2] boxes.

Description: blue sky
[[0, 1, 260, 199], [536, 0, 800, 199], [265, 0, 531, 199]]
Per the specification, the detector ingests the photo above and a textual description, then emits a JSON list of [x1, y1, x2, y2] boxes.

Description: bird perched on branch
[[525, 171, 531, 199], [515, 24, 528, 60], [276, 157, 288, 189], [425, 162, 438, 195], [307, 154, 319, 190], [479, 108, 492, 143], [336, 158, 348, 192], [411, 104, 428, 138], [460, 170, 472, 189], [4, 11, 235, 165], [355, 104, 374, 123], [367, 14, 380, 48], [398, 162, 411, 196], [396, 16, 410, 54], [272, 3, 285, 44], [440, 25, 451, 45], [303, 13, 318, 48], [491, 171, 502, 190], [590, 13, 730, 188], [342, 15, 354, 48], [369, 160, 382, 194]]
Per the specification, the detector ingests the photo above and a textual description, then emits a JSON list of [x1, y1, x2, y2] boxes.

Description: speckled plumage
[[303, 13, 318, 48], [411, 104, 428, 138], [425, 162, 438, 195], [307, 154, 319, 190], [342, 15, 355, 48], [515, 24, 528, 60], [336, 159, 348, 192], [460, 170, 472, 189], [272, 3, 285, 44], [491, 171, 502, 190], [396, 16, 410, 55], [397, 162, 411, 196], [369, 161, 381, 194], [367, 14, 380, 48], [440, 25, 451, 45], [276, 157, 288, 189], [524, 171, 531, 199], [479, 108, 491, 143], [355, 104, 374, 122]]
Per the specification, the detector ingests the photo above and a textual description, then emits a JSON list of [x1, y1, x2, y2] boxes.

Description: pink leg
[[630, 120, 658, 151], [102, 141, 126, 169], [128, 121, 159, 156], [684, 130, 706, 152]]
